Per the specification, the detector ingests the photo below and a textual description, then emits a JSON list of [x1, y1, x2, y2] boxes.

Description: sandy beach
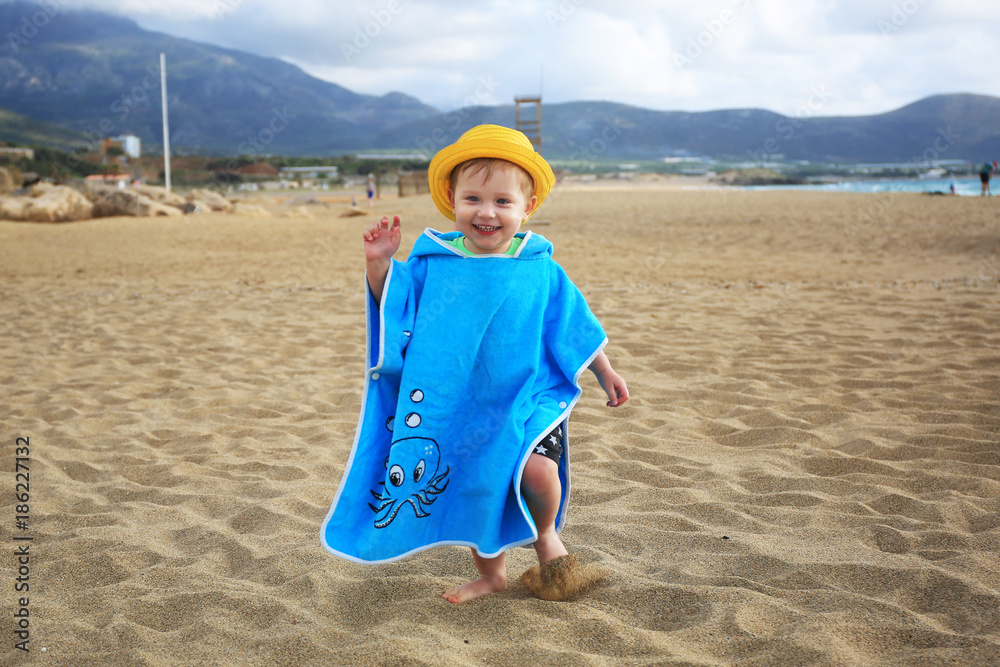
[[1, 185, 998, 665]]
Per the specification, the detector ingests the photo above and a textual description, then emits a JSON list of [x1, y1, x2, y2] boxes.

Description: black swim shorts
[[531, 423, 564, 465]]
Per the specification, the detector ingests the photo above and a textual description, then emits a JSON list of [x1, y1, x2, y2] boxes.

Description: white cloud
[[69, 0, 224, 19], [59, 0, 1000, 116]]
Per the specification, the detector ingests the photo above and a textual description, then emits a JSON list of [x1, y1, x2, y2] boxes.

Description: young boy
[[321, 125, 628, 603]]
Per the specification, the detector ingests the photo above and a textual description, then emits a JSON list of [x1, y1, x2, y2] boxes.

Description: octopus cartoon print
[[369, 437, 450, 529]]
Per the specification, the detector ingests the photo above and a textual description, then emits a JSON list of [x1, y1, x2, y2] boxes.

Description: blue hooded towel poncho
[[321, 229, 607, 564]]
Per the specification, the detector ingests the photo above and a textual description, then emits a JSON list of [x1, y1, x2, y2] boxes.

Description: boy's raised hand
[[363, 215, 402, 262], [364, 215, 401, 306]]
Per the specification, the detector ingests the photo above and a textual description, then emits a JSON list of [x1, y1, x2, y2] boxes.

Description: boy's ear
[[447, 184, 456, 211], [523, 195, 538, 219]]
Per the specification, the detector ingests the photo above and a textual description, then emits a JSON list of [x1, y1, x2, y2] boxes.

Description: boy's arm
[[366, 257, 390, 306], [589, 350, 629, 407], [363, 215, 401, 307]]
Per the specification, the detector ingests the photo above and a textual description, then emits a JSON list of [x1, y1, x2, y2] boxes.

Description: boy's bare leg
[[442, 454, 565, 603], [521, 453, 569, 564], [442, 550, 507, 604], [519, 453, 607, 600]]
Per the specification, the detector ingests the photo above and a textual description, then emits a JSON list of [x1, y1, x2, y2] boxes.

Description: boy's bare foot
[[532, 530, 569, 564], [445, 549, 506, 604], [442, 575, 507, 604]]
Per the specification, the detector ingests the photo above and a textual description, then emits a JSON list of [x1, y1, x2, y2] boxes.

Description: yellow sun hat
[[428, 124, 555, 222]]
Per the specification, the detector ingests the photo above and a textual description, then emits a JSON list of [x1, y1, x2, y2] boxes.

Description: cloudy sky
[[66, 0, 998, 117]]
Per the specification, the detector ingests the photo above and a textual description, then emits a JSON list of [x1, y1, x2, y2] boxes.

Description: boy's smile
[[449, 164, 537, 255]]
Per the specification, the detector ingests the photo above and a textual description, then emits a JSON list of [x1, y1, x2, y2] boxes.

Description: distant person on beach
[[366, 174, 375, 208], [981, 162, 995, 196], [321, 125, 628, 604]]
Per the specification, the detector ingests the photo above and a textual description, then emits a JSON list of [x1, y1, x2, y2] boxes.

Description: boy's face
[[448, 162, 537, 255]]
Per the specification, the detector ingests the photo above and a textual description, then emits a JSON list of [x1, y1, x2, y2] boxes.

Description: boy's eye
[[496, 198, 510, 205]]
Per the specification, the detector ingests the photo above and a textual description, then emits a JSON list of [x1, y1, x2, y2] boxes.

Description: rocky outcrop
[[22, 181, 56, 196], [186, 188, 233, 213], [0, 167, 15, 195], [712, 168, 805, 186], [77, 181, 120, 203], [0, 181, 284, 222], [0, 185, 93, 222], [0, 196, 27, 220], [139, 185, 188, 209], [92, 190, 183, 217]]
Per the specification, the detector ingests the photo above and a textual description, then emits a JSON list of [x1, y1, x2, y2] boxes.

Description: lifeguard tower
[[514, 96, 542, 149]]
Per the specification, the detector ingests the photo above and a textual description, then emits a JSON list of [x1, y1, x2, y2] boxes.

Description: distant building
[[279, 166, 339, 179], [235, 162, 280, 176], [101, 135, 141, 158], [0, 146, 35, 160], [355, 154, 426, 161], [118, 135, 141, 158], [85, 173, 132, 188]]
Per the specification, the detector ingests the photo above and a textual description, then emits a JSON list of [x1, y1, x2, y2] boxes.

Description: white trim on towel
[[425, 228, 463, 255], [422, 227, 535, 259], [319, 263, 393, 557], [510, 336, 608, 545]]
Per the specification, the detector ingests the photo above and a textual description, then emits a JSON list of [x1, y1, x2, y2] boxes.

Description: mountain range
[[0, 1, 438, 156], [1, 1, 998, 163]]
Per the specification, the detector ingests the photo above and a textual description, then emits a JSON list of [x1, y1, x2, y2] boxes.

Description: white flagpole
[[160, 53, 172, 192]]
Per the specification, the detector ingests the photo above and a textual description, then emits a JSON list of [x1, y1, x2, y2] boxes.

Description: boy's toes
[[441, 577, 507, 604]]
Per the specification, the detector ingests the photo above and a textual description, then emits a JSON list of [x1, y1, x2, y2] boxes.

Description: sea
[[746, 177, 989, 197]]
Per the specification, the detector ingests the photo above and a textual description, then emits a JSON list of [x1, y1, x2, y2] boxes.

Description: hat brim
[[428, 139, 555, 222]]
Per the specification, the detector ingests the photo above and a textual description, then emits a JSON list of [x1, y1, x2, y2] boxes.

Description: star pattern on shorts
[[534, 427, 562, 455]]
